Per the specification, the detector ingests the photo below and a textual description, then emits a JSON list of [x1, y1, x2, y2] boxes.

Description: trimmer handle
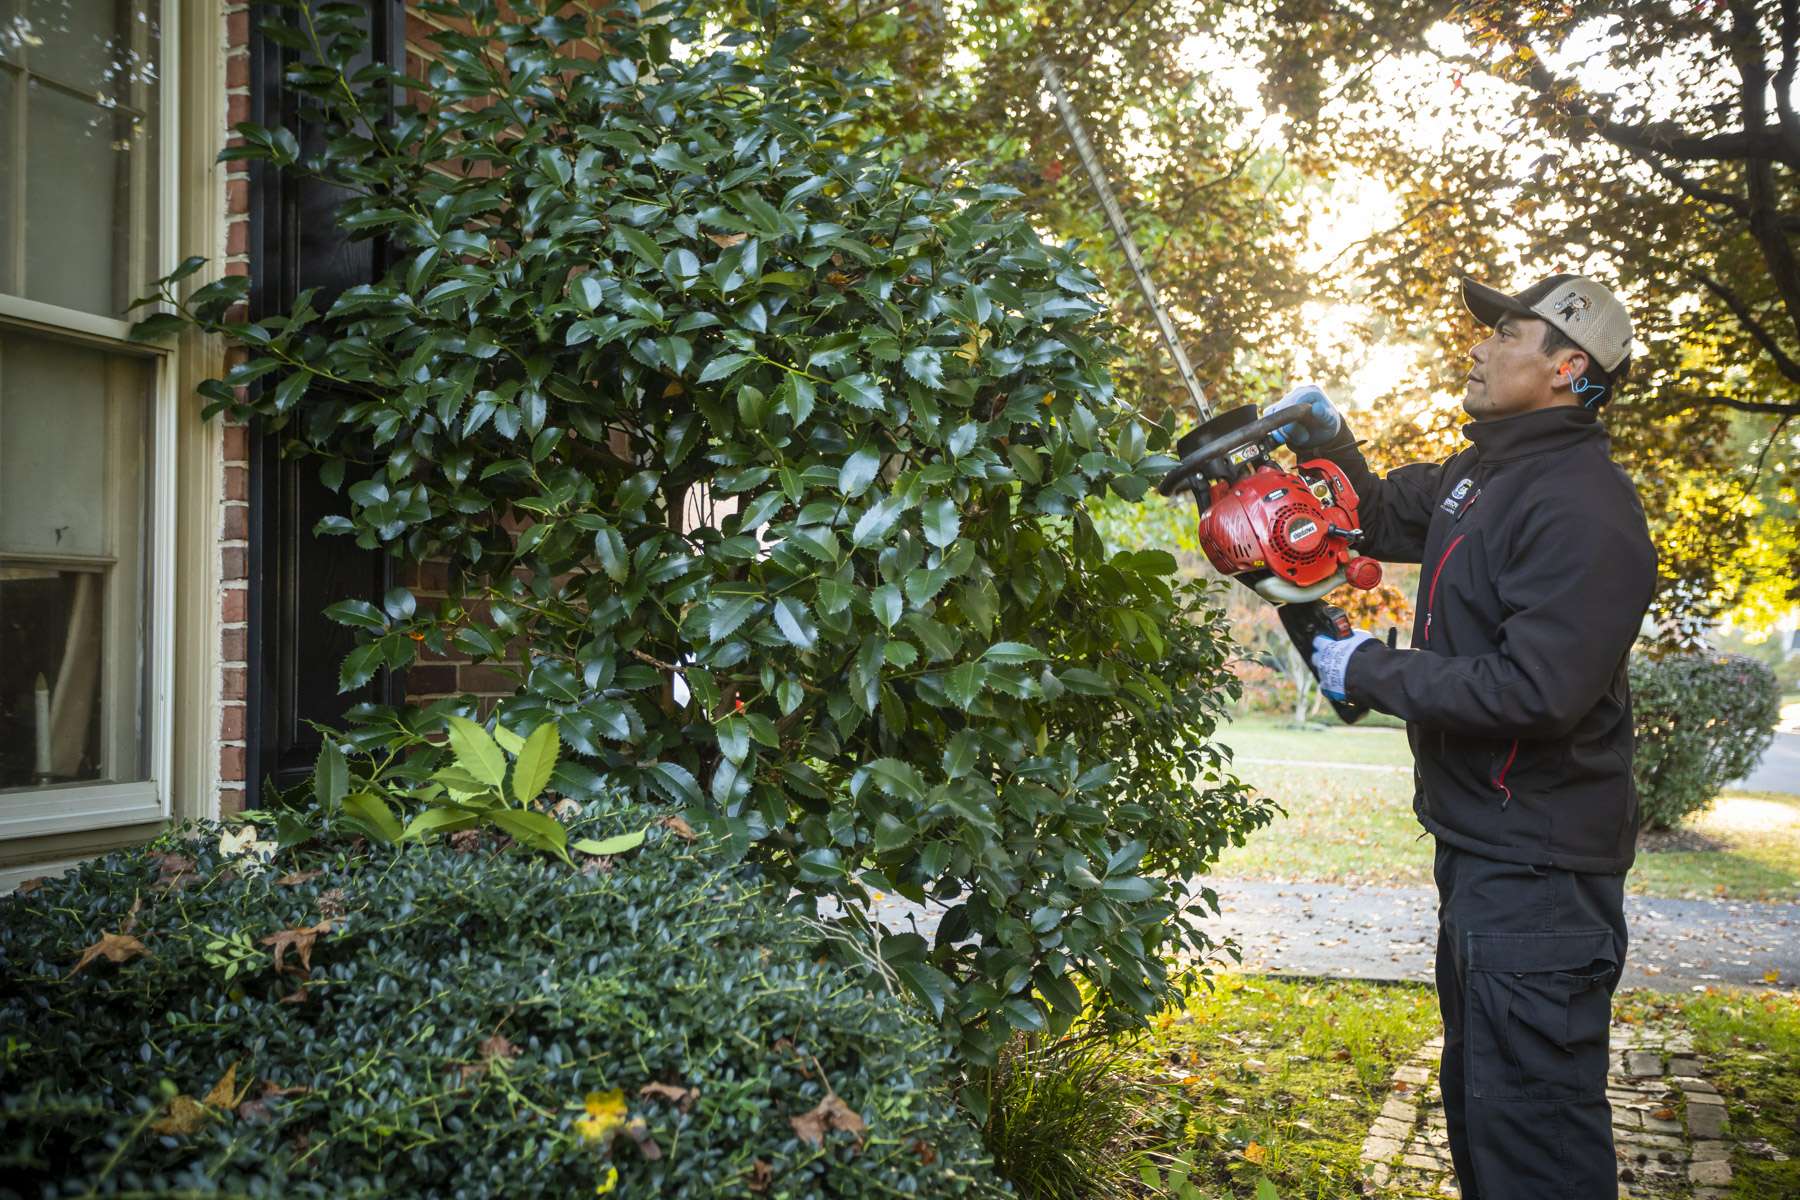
[[1277, 601, 1369, 725]]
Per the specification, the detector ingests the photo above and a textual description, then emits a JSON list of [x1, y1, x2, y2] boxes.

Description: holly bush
[[1630, 652, 1781, 830], [0, 809, 1003, 1198], [138, 0, 1269, 1061]]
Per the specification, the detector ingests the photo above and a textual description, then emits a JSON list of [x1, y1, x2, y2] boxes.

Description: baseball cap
[[1460, 273, 1634, 374]]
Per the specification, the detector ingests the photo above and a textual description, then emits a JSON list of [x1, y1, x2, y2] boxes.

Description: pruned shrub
[[0, 805, 1004, 1198], [1630, 652, 1782, 830], [138, 0, 1270, 1060]]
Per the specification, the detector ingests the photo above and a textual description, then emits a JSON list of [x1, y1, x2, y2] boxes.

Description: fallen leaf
[[261, 920, 332, 975], [274, 869, 322, 887], [151, 853, 198, 892], [1331, 1047, 1353, 1061], [1652, 1106, 1677, 1121], [622, 1116, 663, 1160], [203, 1061, 251, 1109], [121, 895, 144, 934], [748, 1158, 773, 1193], [576, 1089, 628, 1142], [707, 232, 747, 248], [480, 1034, 521, 1063], [278, 986, 309, 1005], [1243, 1141, 1268, 1165], [317, 888, 348, 919], [151, 1094, 212, 1136], [639, 1081, 698, 1111], [14, 876, 44, 895], [911, 1138, 937, 1165], [789, 1093, 866, 1147], [68, 931, 149, 977], [449, 829, 483, 853], [1765, 969, 1782, 985], [660, 815, 698, 841]]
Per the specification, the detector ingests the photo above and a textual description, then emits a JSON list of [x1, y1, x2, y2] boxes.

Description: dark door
[[246, 1, 407, 804]]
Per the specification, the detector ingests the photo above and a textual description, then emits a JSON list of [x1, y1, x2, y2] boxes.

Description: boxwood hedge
[[0, 806, 1004, 1198], [1630, 651, 1782, 830]]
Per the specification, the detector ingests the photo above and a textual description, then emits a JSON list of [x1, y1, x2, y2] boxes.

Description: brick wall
[[218, 2, 253, 817]]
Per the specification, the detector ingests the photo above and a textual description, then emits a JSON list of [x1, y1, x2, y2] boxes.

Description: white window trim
[[0, 1, 180, 842]]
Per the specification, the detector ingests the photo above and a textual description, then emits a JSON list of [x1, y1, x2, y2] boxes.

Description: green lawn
[[1121, 979, 1800, 1200], [1215, 717, 1800, 901], [1130, 974, 1441, 1199], [1615, 988, 1800, 1199]]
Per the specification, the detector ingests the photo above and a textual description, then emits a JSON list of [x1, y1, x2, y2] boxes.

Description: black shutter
[[246, 1, 408, 804]]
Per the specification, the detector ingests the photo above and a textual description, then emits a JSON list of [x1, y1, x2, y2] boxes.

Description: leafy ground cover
[[1614, 988, 1800, 1199], [1215, 718, 1800, 901], [1129, 975, 1441, 1199]]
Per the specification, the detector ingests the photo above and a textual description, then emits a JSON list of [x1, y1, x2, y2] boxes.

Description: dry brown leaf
[[707, 232, 747, 248], [68, 931, 149, 977], [151, 853, 198, 892], [623, 1116, 663, 1160], [274, 869, 322, 887], [150, 1094, 212, 1136], [1243, 1141, 1268, 1165], [121, 896, 144, 935], [1652, 1106, 1677, 1121], [14, 876, 45, 896], [317, 888, 348, 920], [278, 986, 309, 1005], [479, 1034, 521, 1063], [911, 1138, 937, 1165], [449, 829, 483, 853], [261, 920, 332, 975], [639, 1081, 698, 1111], [236, 1096, 272, 1124], [660, 815, 698, 841], [789, 1093, 866, 1147], [747, 1158, 773, 1194], [203, 1061, 251, 1109]]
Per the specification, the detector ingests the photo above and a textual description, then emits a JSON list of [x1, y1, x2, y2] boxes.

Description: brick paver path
[[1360, 1019, 1738, 1197]]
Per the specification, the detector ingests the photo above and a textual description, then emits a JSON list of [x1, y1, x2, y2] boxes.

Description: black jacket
[[1316, 405, 1657, 873]]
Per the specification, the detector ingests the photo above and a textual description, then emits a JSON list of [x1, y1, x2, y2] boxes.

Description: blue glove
[[1266, 384, 1343, 451], [1311, 630, 1374, 701]]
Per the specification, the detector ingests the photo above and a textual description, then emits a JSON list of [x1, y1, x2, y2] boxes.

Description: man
[[1271, 274, 1656, 1199]]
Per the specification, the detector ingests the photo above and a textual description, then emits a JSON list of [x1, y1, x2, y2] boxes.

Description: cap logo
[[1551, 290, 1591, 323]]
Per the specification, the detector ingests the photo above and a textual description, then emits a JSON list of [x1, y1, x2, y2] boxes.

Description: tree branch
[[1777, 0, 1800, 152], [1730, 0, 1800, 344], [1668, 392, 1800, 416], [1685, 266, 1800, 386]]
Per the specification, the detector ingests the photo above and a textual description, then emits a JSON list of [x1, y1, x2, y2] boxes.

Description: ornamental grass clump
[[137, 0, 1270, 1060], [0, 806, 1004, 1198]]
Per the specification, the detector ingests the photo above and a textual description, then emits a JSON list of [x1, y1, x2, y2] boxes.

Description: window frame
[[0, 0, 179, 841]]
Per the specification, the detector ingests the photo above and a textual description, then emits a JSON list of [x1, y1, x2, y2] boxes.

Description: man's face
[[1464, 314, 1577, 419]]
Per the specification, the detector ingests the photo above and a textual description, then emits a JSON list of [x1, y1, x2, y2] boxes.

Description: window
[[0, 0, 174, 839]]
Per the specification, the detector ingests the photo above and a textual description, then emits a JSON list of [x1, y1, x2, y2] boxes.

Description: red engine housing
[[1197, 459, 1379, 592]]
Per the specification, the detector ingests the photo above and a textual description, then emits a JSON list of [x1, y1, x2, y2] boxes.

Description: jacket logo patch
[[1440, 477, 1474, 514]]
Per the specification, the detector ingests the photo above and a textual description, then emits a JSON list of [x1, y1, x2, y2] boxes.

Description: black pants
[[1434, 840, 1628, 1199]]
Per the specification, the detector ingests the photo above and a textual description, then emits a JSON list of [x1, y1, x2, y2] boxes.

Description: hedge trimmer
[[1038, 59, 1381, 723]]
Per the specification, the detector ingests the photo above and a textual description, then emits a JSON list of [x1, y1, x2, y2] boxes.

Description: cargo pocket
[[1466, 929, 1618, 1102]]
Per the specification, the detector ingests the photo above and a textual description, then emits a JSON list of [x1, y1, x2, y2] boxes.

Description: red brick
[[226, 175, 249, 215], [220, 704, 246, 741], [218, 788, 245, 819], [223, 423, 250, 461], [226, 49, 249, 89], [225, 467, 249, 502], [222, 546, 247, 580], [222, 625, 247, 662], [220, 745, 246, 782], [406, 664, 459, 696], [222, 503, 248, 541], [459, 663, 522, 694], [226, 218, 250, 257], [222, 587, 248, 623], [224, 258, 249, 276], [222, 666, 247, 701]]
